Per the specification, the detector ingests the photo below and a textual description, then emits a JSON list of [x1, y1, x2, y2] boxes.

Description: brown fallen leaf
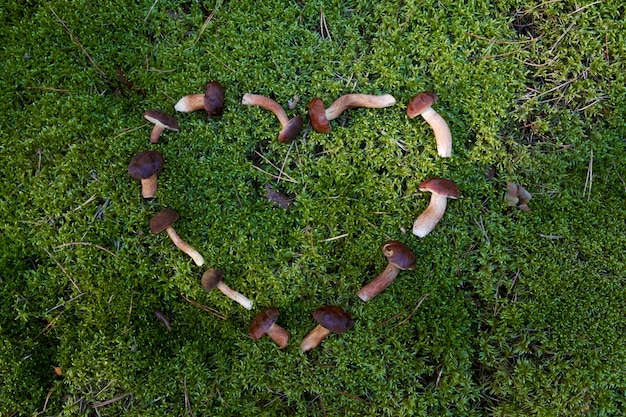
[[264, 184, 295, 209]]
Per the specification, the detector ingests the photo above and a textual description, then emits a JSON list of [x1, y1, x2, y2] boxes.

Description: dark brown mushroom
[[412, 178, 460, 238], [249, 307, 290, 348], [406, 92, 452, 157], [201, 268, 253, 310], [149, 209, 205, 266], [307, 94, 396, 133], [300, 306, 354, 351], [241, 93, 303, 143], [174, 81, 225, 116], [128, 150, 164, 199], [144, 109, 179, 144], [356, 241, 416, 301]]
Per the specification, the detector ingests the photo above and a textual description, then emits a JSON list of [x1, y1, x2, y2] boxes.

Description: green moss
[[1, 0, 625, 415]]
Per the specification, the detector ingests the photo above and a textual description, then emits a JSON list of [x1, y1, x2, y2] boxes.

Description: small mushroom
[[201, 268, 253, 310], [154, 309, 172, 331], [308, 93, 396, 133], [357, 241, 416, 301], [249, 307, 290, 348], [506, 182, 532, 212], [300, 306, 354, 352], [241, 93, 303, 143], [128, 150, 164, 199], [174, 81, 225, 116], [406, 92, 452, 157], [412, 178, 460, 238], [149, 209, 205, 266], [144, 109, 179, 144]]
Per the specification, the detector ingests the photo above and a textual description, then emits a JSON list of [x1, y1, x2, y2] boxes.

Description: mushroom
[[249, 307, 290, 348], [300, 306, 354, 352], [174, 81, 225, 116], [412, 178, 460, 238], [506, 182, 532, 212], [307, 93, 396, 133], [149, 209, 205, 266], [241, 93, 303, 143], [406, 92, 452, 157], [201, 268, 253, 310], [128, 150, 164, 199], [356, 241, 416, 301], [144, 109, 179, 144]]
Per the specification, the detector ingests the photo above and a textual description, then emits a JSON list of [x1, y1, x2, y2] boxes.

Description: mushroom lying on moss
[[412, 178, 460, 238], [149, 209, 205, 266], [249, 307, 290, 348], [300, 306, 354, 352], [357, 241, 416, 301], [241, 93, 303, 143], [175, 81, 225, 116], [201, 268, 253, 310], [308, 93, 396, 133], [406, 92, 452, 157], [128, 150, 164, 199]]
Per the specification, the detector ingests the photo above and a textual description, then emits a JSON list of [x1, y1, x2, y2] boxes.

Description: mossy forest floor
[[1, 0, 625, 415]]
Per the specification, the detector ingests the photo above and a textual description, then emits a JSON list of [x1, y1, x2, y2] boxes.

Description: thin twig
[[44, 248, 81, 292], [583, 147, 593, 200], [390, 292, 431, 330], [183, 378, 193, 415], [252, 165, 299, 183], [49, 8, 109, 82], [26, 86, 70, 93], [44, 292, 86, 315], [320, 233, 349, 243], [54, 241, 118, 257], [36, 147, 42, 176], [465, 31, 542, 44], [191, 1, 223, 46], [204, 49, 238, 74], [111, 123, 150, 141], [277, 140, 295, 184], [92, 394, 131, 408], [180, 294, 227, 320], [144, 0, 159, 21]]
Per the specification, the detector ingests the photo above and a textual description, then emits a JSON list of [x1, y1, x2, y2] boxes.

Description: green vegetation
[[1, 0, 625, 415]]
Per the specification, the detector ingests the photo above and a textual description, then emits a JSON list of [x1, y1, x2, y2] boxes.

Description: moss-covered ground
[[1, 0, 625, 415]]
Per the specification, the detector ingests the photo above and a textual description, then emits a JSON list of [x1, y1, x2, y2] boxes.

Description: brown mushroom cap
[[204, 81, 225, 116], [278, 115, 304, 143], [149, 209, 179, 233], [307, 97, 331, 133], [144, 109, 179, 131], [313, 306, 354, 334], [382, 241, 416, 271], [249, 307, 280, 340], [406, 92, 438, 118], [128, 150, 164, 180], [419, 178, 460, 198], [201, 268, 224, 291]]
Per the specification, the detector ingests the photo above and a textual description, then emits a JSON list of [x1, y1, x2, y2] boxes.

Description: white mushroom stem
[[140, 175, 158, 199], [324, 94, 396, 120], [174, 94, 204, 112], [165, 226, 205, 266], [412, 194, 448, 238], [149, 124, 166, 144], [215, 281, 253, 310], [300, 325, 331, 352], [266, 324, 290, 348], [356, 262, 400, 302], [241, 93, 289, 127], [420, 107, 452, 158]]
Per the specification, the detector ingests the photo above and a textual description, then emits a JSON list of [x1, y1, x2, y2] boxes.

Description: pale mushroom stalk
[[420, 107, 452, 157], [214, 280, 253, 310], [356, 262, 400, 302], [174, 94, 204, 112], [242, 94, 289, 126], [324, 94, 396, 120], [412, 194, 448, 238], [300, 325, 332, 352], [165, 226, 205, 266], [241, 93, 303, 143], [265, 324, 290, 348], [140, 176, 158, 199]]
